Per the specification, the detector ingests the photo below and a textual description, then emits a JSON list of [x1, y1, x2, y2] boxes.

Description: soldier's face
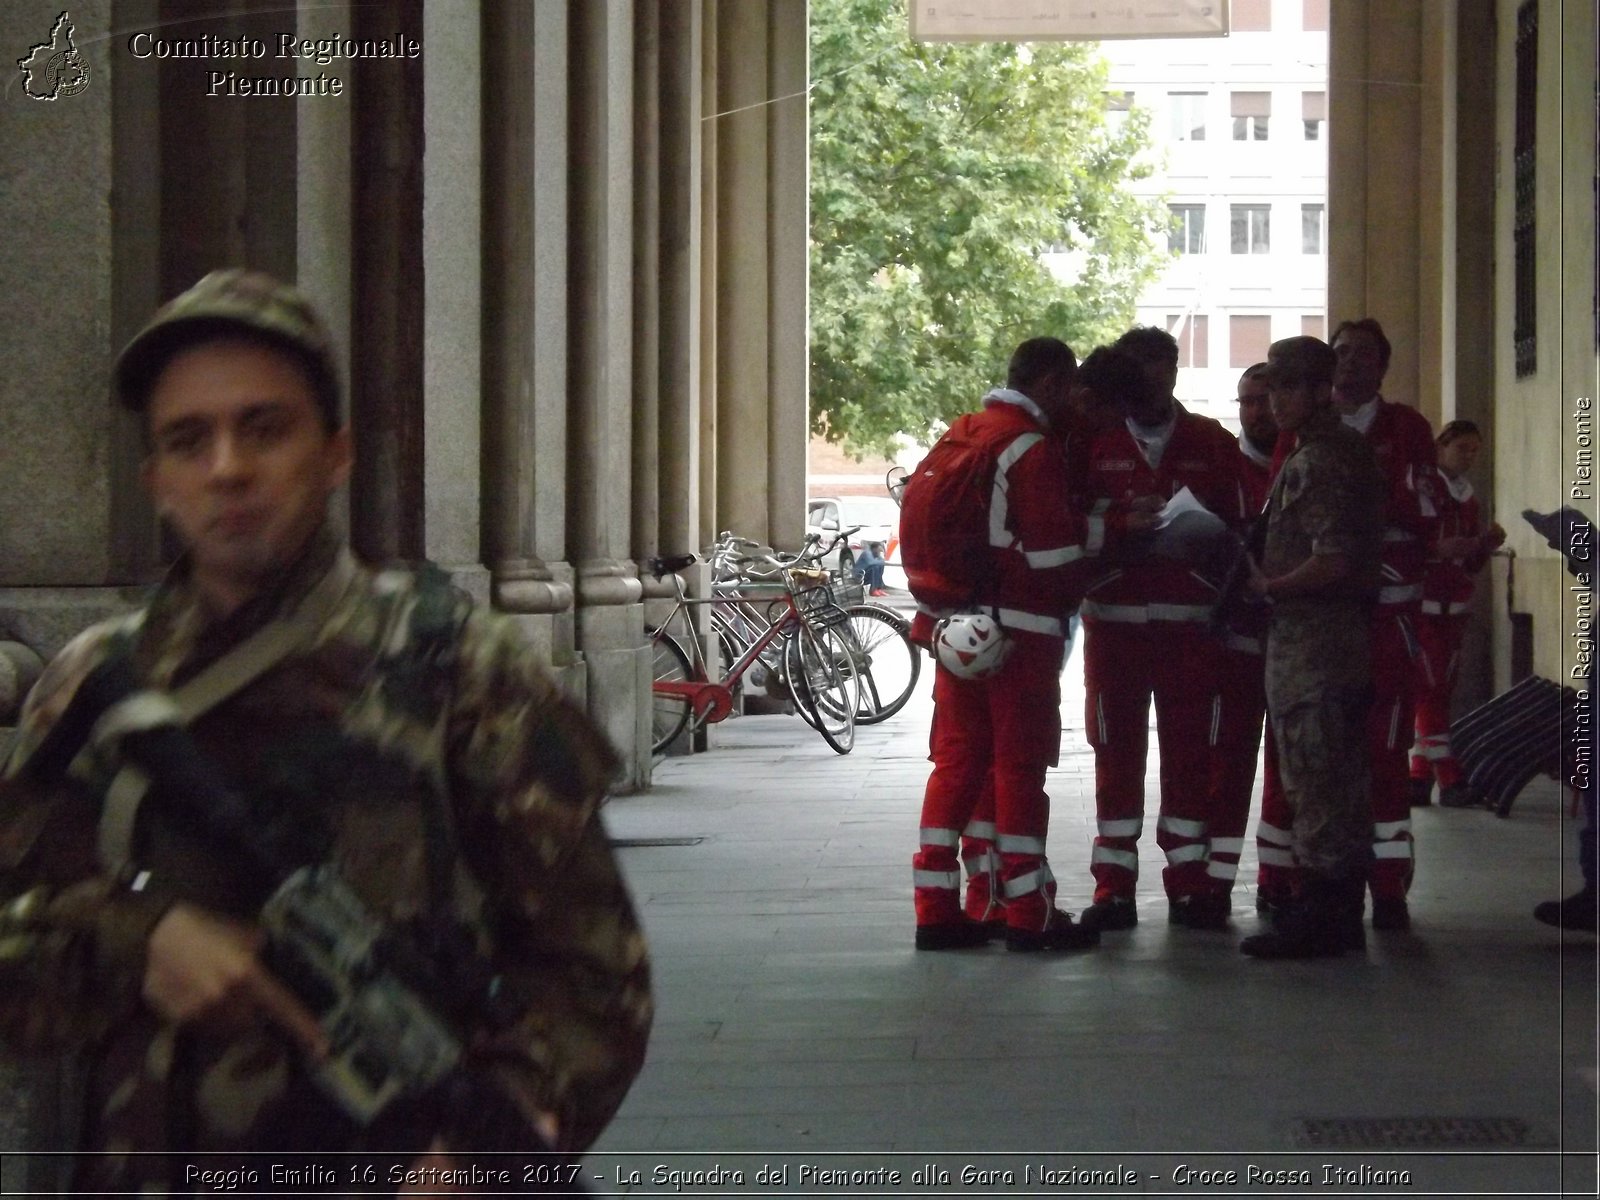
[[142, 338, 351, 612], [1268, 378, 1327, 432]]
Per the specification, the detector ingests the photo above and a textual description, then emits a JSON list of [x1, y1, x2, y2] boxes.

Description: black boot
[[1533, 887, 1598, 933], [1240, 876, 1365, 959]]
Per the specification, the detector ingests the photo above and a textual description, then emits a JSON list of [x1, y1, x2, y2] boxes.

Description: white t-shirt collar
[[1127, 411, 1177, 469], [1239, 433, 1273, 469], [1341, 396, 1380, 435]]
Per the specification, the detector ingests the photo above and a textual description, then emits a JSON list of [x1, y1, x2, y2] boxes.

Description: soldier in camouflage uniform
[[1238, 337, 1383, 960], [0, 270, 652, 1193]]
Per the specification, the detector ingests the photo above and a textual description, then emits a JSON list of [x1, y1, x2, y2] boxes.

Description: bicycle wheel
[[845, 603, 921, 723], [784, 621, 857, 754], [650, 631, 693, 755], [788, 603, 851, 732]]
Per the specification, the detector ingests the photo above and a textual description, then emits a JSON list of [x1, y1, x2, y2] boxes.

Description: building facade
[[1097, 0, 1330, 426], [0, 0, 1592, 777], [0, 0, 810, 789]]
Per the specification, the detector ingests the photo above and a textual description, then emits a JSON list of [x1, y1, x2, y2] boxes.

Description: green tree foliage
[[810, 0, 1168, 457]]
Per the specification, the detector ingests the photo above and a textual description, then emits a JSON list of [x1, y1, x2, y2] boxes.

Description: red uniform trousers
[[1255, 608, 1417, 901], [1367, 608, 1418, 900], [1409, 611, 1469, 789], [1083, 620, 1221, 903], [913, 633, 1067, 932], [1208, 636, 1267, 896]]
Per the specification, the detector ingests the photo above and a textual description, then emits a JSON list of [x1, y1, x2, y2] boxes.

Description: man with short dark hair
[[910, 337, 1150, 952], [0, 270, 652, 1192], [1076, 326, 1250, 932], [1330, 317, 1440, 927], [1240, 336, 1383, 959]]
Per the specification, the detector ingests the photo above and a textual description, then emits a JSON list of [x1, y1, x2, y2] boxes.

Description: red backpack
[[898, 414, 1023, 610]]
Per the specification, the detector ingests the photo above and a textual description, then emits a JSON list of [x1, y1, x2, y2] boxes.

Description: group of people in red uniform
[[910, 318, 1503, 954]]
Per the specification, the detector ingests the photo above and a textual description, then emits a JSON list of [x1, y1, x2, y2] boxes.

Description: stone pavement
[[591, 636, 1598, 1198]]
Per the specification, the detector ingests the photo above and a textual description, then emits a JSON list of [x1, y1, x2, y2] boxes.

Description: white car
[[805, 495, 900, 575]]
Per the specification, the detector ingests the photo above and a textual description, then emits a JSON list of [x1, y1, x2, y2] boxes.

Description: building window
[[1105, 91, 1134, 112], [1232, 92, 1271, 141], [1230, 316, 1272, 367], [1301, 204, 1325, 254], [1514, 0, 1537, 377], [1303, 91, 1326, 140], [1170, 92, 1207, 142], [1232, 0, 1272, 32], [1168, 314, 1209, 368], [1302, 0, 1330, 32], [1301, 313, 1326, 340], [1168, 204, 1207, 254], [1230, 204, 1271, 254]]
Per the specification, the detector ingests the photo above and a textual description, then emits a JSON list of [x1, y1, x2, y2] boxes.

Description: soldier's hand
[[1127, 494, 1165, 513], [1245, 555, 1272, 598], [1484, 521, 1507, 548], [143, 903, 327, 1058]]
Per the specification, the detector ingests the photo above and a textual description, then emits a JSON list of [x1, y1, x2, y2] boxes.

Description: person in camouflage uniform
[[1238, 336, 1383, 960], [0, 270, 652, 1194]]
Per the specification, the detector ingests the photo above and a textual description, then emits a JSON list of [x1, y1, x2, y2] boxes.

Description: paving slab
[[593, 660, 1598, 1198]]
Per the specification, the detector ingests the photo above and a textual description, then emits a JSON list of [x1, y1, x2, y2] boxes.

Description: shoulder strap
[[92, 549, 360, 874]]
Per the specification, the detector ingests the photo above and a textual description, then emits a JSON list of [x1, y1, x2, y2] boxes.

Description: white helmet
[[933, 612, 1012, 680]]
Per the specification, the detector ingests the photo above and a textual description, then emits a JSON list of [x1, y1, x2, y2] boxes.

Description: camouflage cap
[[1263, 335, 1336, 389], [115, 269, 342, 427]]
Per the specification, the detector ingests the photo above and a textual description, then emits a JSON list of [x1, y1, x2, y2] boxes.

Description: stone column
[[110, 0, 163, 583], [420, 3, 488, 605], [349, 0, 426, 564], [698, 0, 722, 550], [714, 0, 772, 545], [0, 1, 161, 665], [296, 0, 355, 536], [571, 0, 650, 788], [157, 4, 298, 291], [481, 0, 579, 674], [633, 0, 664, 563], [1417, 0, 1452, 429], [658, 0, 705, 559], [1453, 0, 1499, 710], [1328, 1, 1427, 414], [766, 0, 809, 547], [3, 0, 115, 592]]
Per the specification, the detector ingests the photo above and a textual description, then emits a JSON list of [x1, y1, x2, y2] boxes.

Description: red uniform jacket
[[1273, 398, 1440, 610], [1223, 437, 1276, 649], [1365, 398, 1441, 608], [909, 394, 1110, 647], [1081, 404, 1248, 625], [1238, 436, 1274, 515], [1422, 473, 1491, 615]]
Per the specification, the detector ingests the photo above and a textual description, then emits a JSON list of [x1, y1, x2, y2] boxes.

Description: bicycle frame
[[652, 572, 813, 732]]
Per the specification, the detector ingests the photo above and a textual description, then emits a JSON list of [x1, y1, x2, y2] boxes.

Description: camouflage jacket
[[0, 528, 651, 1191], [1262, 408, 1384, 618]]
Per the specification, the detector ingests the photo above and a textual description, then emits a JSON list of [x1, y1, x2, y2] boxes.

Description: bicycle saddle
[[646, 553, 698, 579]]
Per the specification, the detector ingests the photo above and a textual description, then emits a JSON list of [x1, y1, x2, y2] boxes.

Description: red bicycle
[[647, 552, 860, 755]]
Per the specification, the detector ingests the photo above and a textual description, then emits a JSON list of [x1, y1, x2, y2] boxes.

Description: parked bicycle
[[646, 551, 859, 755], [714, 529, 920, 726]]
